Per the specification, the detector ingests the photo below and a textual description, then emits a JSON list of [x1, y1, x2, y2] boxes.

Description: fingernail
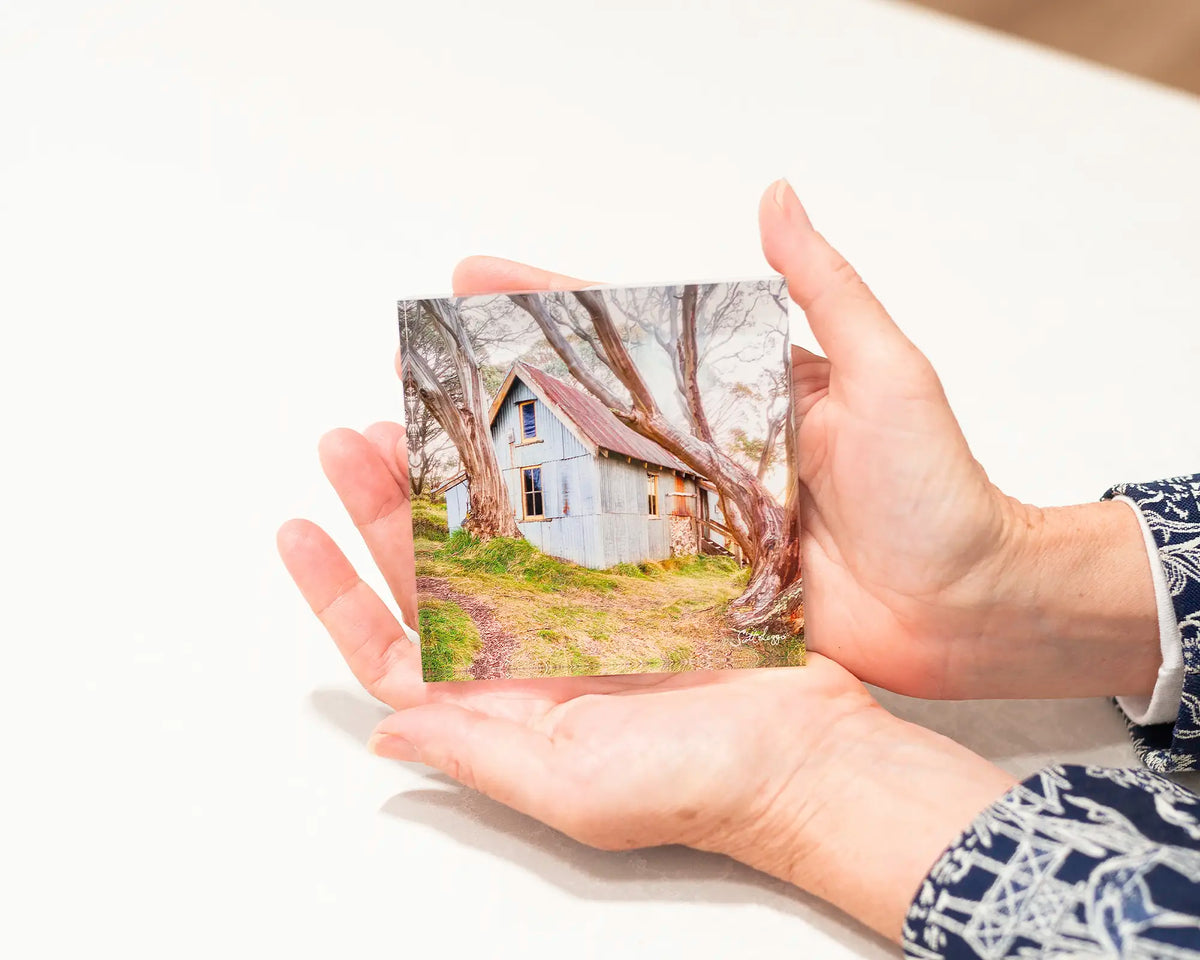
[[773, 178, 792, 210], [368, 733, 421, 762], [771, 178, 811, 229]]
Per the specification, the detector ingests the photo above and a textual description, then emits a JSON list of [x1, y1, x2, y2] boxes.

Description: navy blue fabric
[[1104, 474, 1200, 773], [903, 765, 1200, 959], [903, 475, 1200, 957]]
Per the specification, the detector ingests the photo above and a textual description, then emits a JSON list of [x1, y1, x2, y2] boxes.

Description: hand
[[277, 420, 1013, 943], [444, 192, 1160, 701], [755, 180, 1160, 699]]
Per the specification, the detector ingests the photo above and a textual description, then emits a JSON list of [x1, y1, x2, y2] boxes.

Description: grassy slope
[[411, 498, 804, 680], [418, 599, 482, 681]]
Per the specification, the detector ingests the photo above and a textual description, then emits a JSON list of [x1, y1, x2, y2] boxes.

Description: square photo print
[[398, 277, 803, 681]]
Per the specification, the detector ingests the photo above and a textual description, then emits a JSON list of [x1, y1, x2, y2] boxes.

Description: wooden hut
[[436, 363, 730, 569]]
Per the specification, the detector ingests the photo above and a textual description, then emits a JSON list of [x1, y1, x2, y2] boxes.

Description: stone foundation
[[669, 515, 698, 557]]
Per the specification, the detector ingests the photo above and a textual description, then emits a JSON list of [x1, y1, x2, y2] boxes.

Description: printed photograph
[[398, 278, 803, 681]]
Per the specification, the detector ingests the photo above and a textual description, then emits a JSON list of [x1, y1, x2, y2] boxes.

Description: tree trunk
[[630, 406, 800, 633], [513, 286, 803, 635], [456, 419, 519, 539], [403, 303, 521, 540], [723, 501, 802, 635]]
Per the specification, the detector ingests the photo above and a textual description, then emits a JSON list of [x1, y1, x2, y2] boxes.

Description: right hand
[[450, 181, 1160, 700], [757, 180, 1159, 699]]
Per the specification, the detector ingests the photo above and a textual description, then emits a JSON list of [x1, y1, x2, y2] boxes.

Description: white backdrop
[[3, 1, 1199, 957]]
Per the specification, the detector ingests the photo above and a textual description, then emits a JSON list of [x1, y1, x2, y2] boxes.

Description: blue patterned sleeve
[[902, 765, 1200, 959], [1103, 474, 1200, 773]]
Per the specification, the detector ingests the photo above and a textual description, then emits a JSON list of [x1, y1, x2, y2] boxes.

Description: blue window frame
[[518, 400, 537, 440]]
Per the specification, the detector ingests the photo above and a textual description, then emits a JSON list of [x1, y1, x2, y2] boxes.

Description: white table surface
[[4, 0, 1200, 956]]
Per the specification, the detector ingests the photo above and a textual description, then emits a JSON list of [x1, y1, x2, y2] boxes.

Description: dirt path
[[415, 576, 517, 680]]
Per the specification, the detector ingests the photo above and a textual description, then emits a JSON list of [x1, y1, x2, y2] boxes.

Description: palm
[[752, 183, 1020, 697], [792, 367, 1011, 695], [499, 660, 867, 850], [276, 419, 872, 853]]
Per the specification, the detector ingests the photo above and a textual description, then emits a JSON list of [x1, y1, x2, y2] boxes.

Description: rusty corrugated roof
[[503, 363, 696, 475]]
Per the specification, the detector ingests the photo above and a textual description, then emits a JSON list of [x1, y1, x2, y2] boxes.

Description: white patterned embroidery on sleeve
[[903, 765, 1200, 959]]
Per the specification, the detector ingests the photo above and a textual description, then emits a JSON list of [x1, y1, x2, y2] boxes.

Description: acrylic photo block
[[398, 278, 803, 681]]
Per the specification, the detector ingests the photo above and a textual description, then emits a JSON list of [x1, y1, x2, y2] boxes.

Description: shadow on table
[[309, 684, 1193, 956], [380, 779, 894, 958], [308, 686, 893, 957], [870, 690, 1132, 771], [308, 687, 391, 742]]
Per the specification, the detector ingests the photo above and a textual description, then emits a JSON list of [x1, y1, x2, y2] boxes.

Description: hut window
[[646, 474, 659, 516], [522, 466, 544, 519], [518, 400, 537, 440]]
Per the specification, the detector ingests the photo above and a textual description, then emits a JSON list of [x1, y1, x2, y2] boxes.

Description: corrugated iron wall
[[443, 482, 468, 533], [447, 376, 710, 569], [495, 379, 608, 568], [596, 455, 672, 566]]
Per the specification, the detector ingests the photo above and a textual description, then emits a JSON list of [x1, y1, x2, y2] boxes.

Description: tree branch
[[510, 293, 631, 414], [677, 284, 716, 444], [572, 290, 661, 416], [756, 413, 784, 481], [401, 348, 472, 454]]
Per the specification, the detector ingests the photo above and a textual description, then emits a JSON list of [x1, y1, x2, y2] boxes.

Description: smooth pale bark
[[405, 301, 520, 540]]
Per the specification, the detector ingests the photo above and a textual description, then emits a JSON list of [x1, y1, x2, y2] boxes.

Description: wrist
[[721, 703, 1016, 943], [968, 498, 1160, 698]]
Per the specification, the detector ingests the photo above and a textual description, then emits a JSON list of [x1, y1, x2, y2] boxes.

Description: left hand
[[275, 424, 882, 870]]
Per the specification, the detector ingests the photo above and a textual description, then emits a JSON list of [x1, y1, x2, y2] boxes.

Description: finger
[[277, 519, 422, 707], [760, 180, 917, 375], [370, 703, 565, 824], [791, 343, 831, 420], [277, 519, 584, 719], [451, 255, 595, 296], [318, 428, 418, 631], [362, 420, 409, 492]]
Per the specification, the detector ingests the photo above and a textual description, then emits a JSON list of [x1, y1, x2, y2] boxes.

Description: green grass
[[528, 629, 602, 674], [416, 529, 795, 679], [641, 642, 696, 672], [674, 554, 741, 575], [437, 531, 620, 593], [418, 599, 482, 681], [411, 497, 449, 541], [610, 562, 642, 578]]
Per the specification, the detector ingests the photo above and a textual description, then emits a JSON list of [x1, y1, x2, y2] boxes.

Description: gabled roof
[[489, 362, 694, 475]]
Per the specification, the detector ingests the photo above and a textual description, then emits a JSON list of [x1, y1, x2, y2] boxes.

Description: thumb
[[759, 180, 918, 375], [370, 704, 565, 823]]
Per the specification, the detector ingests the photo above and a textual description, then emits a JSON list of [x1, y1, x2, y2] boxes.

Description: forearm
[[724, 707, 1017, 943], [721, 704, 1200, 951], [971, 498, 1161, 698]]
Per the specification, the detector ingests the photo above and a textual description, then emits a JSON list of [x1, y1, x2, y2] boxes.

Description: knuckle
[[828, 256, 862, 289]]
